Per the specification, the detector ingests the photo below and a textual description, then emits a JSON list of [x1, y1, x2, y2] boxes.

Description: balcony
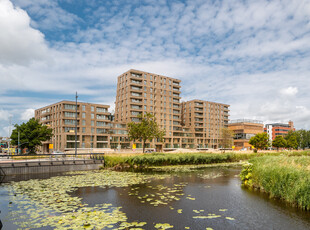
[[195, 112, 203, 117], [131, 105, 142, 110], [173, 115, 180, 120], [131, 86, 142, 91], [195, 103, 203, 107], [195, 108, 203, 111], [131, 92, 142, 97], [173, 127, 182, 131], [130, 73, 142, 78], [130, 80, 142, 85], [131, 99, 142, 103]]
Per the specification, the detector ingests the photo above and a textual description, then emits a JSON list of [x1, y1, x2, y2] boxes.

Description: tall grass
[[104, 150, 310, 168], [240, 155, 310, 210], [104, 153, 234, 167]]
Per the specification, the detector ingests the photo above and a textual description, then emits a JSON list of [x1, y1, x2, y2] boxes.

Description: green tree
[[249, 132, 270, 151], [127, 113, 165, 153], [219, 127, 234, 152], [272, 136, 287, 151], [285, 130, 298, 150], [295, 129, 310, 150], [10, 118, 53, 154]]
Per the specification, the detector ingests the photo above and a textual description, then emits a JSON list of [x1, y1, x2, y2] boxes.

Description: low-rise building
[[228, 119, 264, 150], [264, 121, 295, 142]]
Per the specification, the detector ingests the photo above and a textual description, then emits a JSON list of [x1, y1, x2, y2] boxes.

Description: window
[[64, 119, 77, 125], [97, 114, 106, 120], [64, 112, 75, 118], [144, 105, 147, 110], [96, 121, 107, 126], [144, 80, 147, 85], [82, 105, 85, 111], [82, 127, 86, 133], [82, 120, 86, 126], [91, 128, 95, 133], [97, 128, 107, 134], [91, 113, 94, 119], [96, 107, 107, 113], [144, 99, 147, 104], [82, 112, 86, 118], [64, 104, 76, 110], [91, 120, 94, 126]]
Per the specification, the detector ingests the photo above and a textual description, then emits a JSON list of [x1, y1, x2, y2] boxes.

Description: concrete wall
[[0, 160, 103, 176]]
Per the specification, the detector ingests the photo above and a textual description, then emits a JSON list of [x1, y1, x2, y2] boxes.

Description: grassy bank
[[103, 151, 310, 168], [104, 152, 234, 167], [240, 155, 310, 210]]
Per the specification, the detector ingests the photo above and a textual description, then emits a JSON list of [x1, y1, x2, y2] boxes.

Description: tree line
[[249, 130, 310, 151]]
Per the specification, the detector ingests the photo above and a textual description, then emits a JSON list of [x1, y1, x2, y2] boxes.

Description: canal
[[0, 166, 310, 229]]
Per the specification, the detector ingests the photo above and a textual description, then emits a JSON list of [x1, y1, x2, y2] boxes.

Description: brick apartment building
[[35, 69, 230, 152], [228, 119, 264, 150], [182, 100, 229, 148], [35, 101, 129, 153]]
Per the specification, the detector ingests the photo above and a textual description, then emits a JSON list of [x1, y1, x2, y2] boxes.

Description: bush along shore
[[103, 151, 310, 169], [240, 155, 310, 210]]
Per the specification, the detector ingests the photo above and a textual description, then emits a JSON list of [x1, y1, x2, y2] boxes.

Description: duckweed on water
[[5, 170, 170, 229], [4, 166, 238, 229]]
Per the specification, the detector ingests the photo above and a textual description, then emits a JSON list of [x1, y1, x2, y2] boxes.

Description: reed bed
[[240, 155, 310, 210]]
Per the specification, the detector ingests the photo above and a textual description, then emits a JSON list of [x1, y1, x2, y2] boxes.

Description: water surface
[[0, 166, 310, 229]]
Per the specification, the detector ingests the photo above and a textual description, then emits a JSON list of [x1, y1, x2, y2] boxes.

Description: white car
[[52, 150, 65, 155]]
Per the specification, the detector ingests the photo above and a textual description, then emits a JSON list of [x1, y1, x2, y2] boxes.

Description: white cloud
[[0, 110, 11, 121], [20, 108, 35, 121], [280, 87, 298, 96], [0, 0, 48, 65]]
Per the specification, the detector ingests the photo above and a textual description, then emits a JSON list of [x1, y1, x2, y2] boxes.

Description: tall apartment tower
[[181, 100, 230, 148], [114, 69, 182, 147]]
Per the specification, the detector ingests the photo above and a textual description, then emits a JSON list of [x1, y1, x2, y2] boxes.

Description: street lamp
[[75, 92, 78, 157]]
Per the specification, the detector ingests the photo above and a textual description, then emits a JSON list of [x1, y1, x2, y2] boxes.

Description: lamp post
[[75, 92, 78, 158], [8, 116, 12, 155]]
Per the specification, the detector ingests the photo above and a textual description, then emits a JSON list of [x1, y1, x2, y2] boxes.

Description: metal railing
[[0, 153, 104, 164]]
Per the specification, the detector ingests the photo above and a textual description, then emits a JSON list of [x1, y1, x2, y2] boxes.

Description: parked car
[[52, 150, 65, 155], [51, 151, 65, 159], [145, 149, 155, 153]]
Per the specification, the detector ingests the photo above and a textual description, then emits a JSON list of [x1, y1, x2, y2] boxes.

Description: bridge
[[0, 153, 104, 181]]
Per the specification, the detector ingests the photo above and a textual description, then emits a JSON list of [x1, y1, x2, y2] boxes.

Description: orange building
[[228, 119, 264, 150], [264, 121, 295, 142]]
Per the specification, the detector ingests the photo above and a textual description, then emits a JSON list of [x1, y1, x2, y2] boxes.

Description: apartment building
[[35, 100, 120, 152], [114, 69, 182, 148], [228, 119, 264, 150], [35, 69, 230, 152], [181, 100, 230, 148], [264, 121, 295, 142]]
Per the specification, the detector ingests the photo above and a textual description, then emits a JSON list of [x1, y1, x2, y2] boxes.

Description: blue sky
[[1, 0, 310, 136]]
